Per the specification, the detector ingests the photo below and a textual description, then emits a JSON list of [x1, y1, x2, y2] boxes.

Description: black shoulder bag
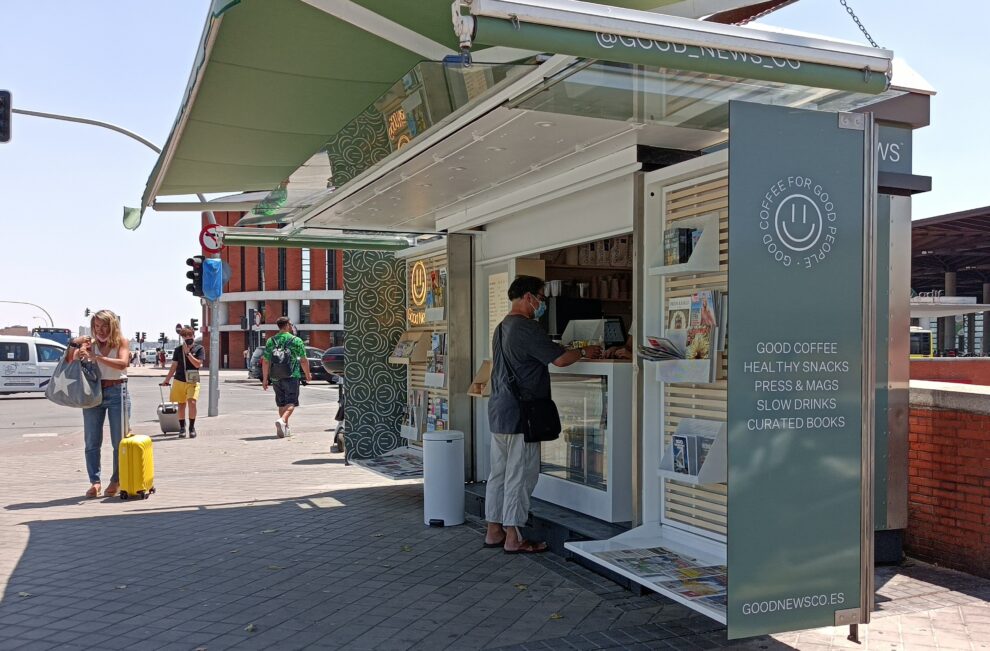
[[496, 323, 561, 443]]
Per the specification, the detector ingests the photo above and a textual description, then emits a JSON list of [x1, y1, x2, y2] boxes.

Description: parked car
[[322, 346, 345, 380], [247, 346, 264, 379], [304, 347, 332, 383], [143, 349, 158, 364], [248, 345, 337, 383]]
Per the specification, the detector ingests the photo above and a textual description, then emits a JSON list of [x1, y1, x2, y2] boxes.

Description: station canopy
[[912, 206, 990, 298], [142, 0, 931, 250]]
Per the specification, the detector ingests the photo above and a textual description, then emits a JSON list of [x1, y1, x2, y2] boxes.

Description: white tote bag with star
[[45, 357, 102, 408]]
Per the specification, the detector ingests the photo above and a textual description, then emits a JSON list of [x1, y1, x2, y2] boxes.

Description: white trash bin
[[423, 430, 465, 527]]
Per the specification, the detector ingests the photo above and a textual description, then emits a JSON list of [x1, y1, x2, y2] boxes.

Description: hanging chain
[[839, 0, 881, 48]]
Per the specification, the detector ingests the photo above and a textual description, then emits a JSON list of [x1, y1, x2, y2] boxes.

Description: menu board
[[488, 272, 509, 356], [726, 101, 870, 639]]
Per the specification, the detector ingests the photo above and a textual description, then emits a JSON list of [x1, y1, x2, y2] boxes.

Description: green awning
[[142, 0, 726, 210], [460, 0, 892, 95], [472, 17, 888, 93]]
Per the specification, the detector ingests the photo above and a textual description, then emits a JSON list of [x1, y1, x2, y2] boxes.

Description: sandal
[[504, 540, 549, 554], [85, 484, 101, 499], [483, 538, 506, 549], [103, 482, 119, 497]]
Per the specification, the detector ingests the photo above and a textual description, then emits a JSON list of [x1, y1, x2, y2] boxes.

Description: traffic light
[[141, 332, 147, 343], [190, 318, 199, 331], [84, 308, 91, 317], [159, 332, 166, 343], [185, 255, 204, 296], [135, 331, 140, 342], [0, 91, 11, 144]]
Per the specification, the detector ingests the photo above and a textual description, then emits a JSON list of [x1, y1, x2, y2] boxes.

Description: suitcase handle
[[122, 378, 134, 438], [158, 384, 167, 407]]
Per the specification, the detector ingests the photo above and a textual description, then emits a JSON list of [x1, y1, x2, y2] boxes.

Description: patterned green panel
[[343, 251, 407, 460], [325, 105, 392, 189]]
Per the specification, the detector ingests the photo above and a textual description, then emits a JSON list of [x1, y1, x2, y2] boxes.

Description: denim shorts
[[273, 378, 300, 407]]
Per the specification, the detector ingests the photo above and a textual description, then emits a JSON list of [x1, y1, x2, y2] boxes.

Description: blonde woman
[[65, 310, 131, 498]]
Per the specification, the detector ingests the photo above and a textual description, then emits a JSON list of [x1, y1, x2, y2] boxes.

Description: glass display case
[[540, 374, 608, 491], [535, 361, 633, 523]]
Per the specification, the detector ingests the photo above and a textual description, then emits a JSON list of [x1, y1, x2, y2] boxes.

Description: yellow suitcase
[[119, 382, 155, 500]]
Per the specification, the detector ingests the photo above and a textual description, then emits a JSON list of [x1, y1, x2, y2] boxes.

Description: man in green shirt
[[262, 316, 311, 438]]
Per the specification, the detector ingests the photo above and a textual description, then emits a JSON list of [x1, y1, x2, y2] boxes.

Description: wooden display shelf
[[648, 212, 720, 277], [545, 264, 633, 272], [388, 331, 428, 365], [658, 418, 727, 486]]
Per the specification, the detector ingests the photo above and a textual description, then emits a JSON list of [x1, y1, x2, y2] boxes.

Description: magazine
[[686, 291, 717, 362], [655, 574, 727, 599], [391, 339, 417, 359], [698, 593, 727, 609], [667, 296, 692, 331]]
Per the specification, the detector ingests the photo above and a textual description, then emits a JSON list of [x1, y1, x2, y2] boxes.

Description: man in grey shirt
[[485, 275, 602, 553]]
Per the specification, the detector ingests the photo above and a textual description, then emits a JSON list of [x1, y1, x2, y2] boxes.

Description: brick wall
[[911, 359, 990, 385], [907, 399, 990, 578]]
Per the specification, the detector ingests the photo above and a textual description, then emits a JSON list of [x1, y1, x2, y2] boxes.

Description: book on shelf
[[672, 435, 690, 474], [426, 396, 449, 432], [663, 227, 697, 266], [696, 436, 714, 470], [427, 333, 448, 375]]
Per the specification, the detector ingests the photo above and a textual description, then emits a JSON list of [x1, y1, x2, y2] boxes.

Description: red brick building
[[203, 211, 344, 369]]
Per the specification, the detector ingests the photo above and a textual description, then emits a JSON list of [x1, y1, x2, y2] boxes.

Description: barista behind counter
[[604, 324, 634, 360]]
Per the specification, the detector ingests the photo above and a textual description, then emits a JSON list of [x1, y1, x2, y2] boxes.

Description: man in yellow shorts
[[160, 326, 205, 438]]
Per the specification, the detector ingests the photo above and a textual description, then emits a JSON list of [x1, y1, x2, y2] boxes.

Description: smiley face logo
[[774, 194, 823, 253]]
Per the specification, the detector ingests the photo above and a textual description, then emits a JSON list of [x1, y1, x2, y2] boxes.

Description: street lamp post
[[14, 108, 221, 417], [0, 300, 54, 327]]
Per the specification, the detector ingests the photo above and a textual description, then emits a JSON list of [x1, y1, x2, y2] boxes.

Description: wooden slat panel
[[406, 252, 451, 402], [667, 178, 727, 200], [667, 188, 727, 212], [663, 175, 729, 534]]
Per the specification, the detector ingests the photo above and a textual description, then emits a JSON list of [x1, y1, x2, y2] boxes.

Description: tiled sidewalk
[[2, 384, 990, 649]]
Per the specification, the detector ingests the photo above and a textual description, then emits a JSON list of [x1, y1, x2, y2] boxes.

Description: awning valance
[[457, 0, 892, 94]]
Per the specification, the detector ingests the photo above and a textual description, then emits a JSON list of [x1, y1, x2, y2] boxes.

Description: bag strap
[[495, 322, 524, 402]]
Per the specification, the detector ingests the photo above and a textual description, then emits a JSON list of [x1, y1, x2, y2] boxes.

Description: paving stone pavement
[[2, 377, 990, 649]]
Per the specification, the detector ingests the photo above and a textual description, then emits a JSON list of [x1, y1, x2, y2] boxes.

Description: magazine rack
[[658, 418, 727, 486], [648, 212, 720, 277], [388, 331, 428, 365]]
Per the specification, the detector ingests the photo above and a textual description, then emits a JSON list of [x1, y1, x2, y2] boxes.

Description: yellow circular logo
[[411, 261, 428, 306]]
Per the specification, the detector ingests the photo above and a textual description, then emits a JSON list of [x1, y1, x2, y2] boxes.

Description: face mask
[[532, 296, 547, 319], [184, 339, 195, 346]]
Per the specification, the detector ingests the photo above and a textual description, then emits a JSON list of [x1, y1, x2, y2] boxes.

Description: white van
[[0, 335, 67, 395]]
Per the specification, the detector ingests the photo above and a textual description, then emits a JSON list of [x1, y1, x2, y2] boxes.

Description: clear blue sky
[[0, 0, 986, 334]]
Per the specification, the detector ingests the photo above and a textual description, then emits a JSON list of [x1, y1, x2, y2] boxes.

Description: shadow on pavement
[[0, 484, 737, 650], [292, 458, 345, 466], [4, 495, 93, 510]]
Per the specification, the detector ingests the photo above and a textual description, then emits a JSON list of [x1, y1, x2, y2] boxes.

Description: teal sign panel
[[727, 102, 868, 639]]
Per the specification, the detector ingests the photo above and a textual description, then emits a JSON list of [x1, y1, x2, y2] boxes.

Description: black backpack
[[269, 337, 295, 380]]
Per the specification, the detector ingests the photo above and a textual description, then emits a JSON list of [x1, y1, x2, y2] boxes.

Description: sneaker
[[275, 419, 286, 438], [178, 428, 187, 439], [284, 424, 291, 438], [189, 428, 197, 439]]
